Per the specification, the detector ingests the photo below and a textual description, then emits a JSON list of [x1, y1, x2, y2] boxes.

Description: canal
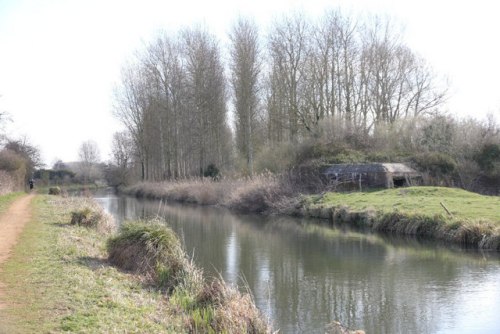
[[94, 190, 500, 334]]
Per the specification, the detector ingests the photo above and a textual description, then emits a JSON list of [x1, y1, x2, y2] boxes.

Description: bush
[[0, 149, 25, 172], [203, 163, 220, 180], [475, 143, 500, 172], [294, 140, 366, 165], [0, 149, 27, 190], [48, 187, 61, 195], [254, 142, 296, 173], [411, 152, 457, 176]]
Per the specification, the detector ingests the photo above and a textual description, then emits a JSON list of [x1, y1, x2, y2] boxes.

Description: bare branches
[[230, 17, 261, 175], [112, 10, 448, 180], [114, 27, 230, 181]]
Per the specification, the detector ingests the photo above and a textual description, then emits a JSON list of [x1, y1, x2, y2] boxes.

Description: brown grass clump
[[107, 221, 188, 290], [66, 198, 115, 234], [326, 321, 365, 334], [186, 278, 271, 334], [226, 176, 280, 214], [211, 284, 271, 334]]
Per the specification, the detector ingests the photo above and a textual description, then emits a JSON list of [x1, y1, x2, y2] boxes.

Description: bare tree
[[106, 131, 135, 187], [114, 27, 231, 180], [229, 17, 261, 175], [113, 62, 150, 180], [111, 131, 132, 168], [182, 26, 230, 176], [112, 12, 448, 180], [362, 17, 446, 129], [78, 140, 101, 183], [268, 13, 310, 141]]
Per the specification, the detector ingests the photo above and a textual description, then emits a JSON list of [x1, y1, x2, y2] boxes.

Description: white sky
[[0, 0, 499, 166]]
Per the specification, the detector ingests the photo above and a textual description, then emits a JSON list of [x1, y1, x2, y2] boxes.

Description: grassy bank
[[107, 221, 270, 333], [0, 195, 271, 333], [0, 192, 24, 214], [0, 196, 177, 333], [304, 187, 500, 250]]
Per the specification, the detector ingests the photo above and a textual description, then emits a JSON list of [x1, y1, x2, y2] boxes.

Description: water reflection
[[95, 193, 500, 334]]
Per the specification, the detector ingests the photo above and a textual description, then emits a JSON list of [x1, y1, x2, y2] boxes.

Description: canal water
[[94, 190, 500, 334]]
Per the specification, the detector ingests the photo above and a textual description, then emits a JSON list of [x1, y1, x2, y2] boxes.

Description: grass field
[[314, 187, 500, 222]]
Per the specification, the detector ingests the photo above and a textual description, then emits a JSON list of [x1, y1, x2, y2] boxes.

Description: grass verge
[[0, 196, 181, 333], [304, 187, 500, 250], [0, 192, 25, 216]]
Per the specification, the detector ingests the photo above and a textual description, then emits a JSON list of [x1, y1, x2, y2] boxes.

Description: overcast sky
[[0, 0, 499, 166]]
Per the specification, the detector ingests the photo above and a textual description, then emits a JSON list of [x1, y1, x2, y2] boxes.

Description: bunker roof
[[324, 163, 419, 175]]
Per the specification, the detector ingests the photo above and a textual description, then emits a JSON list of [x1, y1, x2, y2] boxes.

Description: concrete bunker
[[323, 163, 421, 191]]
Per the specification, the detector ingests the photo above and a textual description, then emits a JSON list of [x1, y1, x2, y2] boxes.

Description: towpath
[[0, 194, 35, 310]]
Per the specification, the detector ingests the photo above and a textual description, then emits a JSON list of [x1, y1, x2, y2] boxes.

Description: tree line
[[113, 10, 447, 181]]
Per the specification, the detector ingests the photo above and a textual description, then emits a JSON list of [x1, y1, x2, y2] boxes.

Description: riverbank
[[123, 175, 299, 214], [302, 187, 500, 250], [0, 195, 272, 333], [124, 180, 500, 250]]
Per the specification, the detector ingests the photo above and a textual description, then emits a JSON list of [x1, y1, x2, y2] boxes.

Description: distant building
[[323, 163, 421, 190]]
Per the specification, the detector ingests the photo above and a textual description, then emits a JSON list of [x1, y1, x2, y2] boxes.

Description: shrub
[[107, 221, 187, 290], [48, 187, 61, 195], [411, 152, 457, 176], [0, 149, 25, 172], [203, 163, 220, 180], [0, 149, 27, 190], [475, 143, 500, 172], [254, 142, 296, 173]]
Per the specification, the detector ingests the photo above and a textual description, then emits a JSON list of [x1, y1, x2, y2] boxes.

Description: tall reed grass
[[124, 173, 301, 215]]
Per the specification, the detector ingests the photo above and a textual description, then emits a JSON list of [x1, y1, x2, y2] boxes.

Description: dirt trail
[[0, 194, 35, 310]]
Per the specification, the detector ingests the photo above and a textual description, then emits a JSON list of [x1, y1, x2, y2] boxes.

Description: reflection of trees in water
[[104, 195, 500, 334]]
